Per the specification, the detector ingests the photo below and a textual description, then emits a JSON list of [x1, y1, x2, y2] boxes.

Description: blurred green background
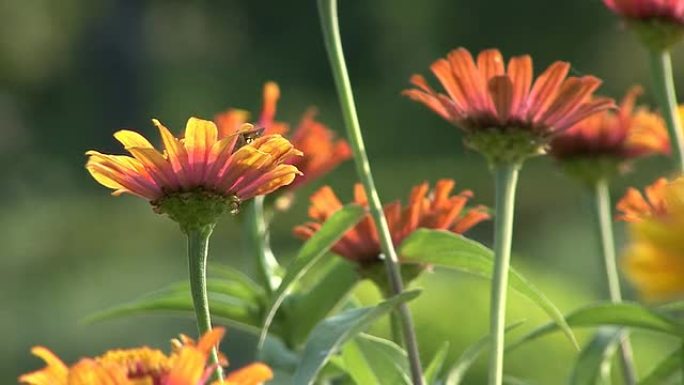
[[2, 0, 680, 383]]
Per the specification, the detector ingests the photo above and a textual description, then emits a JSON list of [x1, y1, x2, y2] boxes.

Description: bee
[[232, 125, 265, 152]]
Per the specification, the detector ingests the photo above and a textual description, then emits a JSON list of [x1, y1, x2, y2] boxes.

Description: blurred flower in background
[[549, 86, 669, 184], [215, 82, 351, 193], [618, 177, 684, 301], [603, 0, 684, 49]]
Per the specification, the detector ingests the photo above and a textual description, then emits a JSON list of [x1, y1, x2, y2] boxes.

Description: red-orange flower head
[[215, 82, 351, 191], [603, 0, 684, 50], [403, 48, 614, 165], [549, 86, 669, 183], [19, 328, 274, 385], [86, 117, 302, 231], [293, 180, 489, 267]]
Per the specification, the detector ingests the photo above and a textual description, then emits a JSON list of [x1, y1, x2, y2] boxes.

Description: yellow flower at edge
[[19, 328, 274, 385], [617, 177, 684, 302]]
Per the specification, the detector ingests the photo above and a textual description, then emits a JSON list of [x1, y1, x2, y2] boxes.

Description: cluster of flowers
[[20, 0, 684, 383]]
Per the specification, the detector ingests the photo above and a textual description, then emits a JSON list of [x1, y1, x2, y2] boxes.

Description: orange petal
[[526, 61, 570, 120], [153, 119, 191, 188], [488, 76, 514, 123], [19, 347, 68, 385], [224, 363, 274, 385], [477, 49, 505, 83], [507, 55, 533, 118]]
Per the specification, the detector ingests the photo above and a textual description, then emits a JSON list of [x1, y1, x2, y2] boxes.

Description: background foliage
[[2, 0, 679, 383]]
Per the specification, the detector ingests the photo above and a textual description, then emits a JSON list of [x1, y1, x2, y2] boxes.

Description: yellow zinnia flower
[[19, 328, 273, 385], [617, 177, 684, 301]]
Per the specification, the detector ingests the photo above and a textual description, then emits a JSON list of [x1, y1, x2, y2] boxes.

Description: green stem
[[317, 1, 424, 384], [488, 163, 520, 385], [187, 226, 223, 382], [592, 180, 638, 385], [247, 195, 280, 295], [648, 49, 684, 172]]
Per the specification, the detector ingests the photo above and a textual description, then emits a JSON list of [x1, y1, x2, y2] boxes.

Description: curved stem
[[488, 163, 519, 385], [317, 1, 424, 384], [247, 195, 280, 296], [649, 49, 684, 172], [592, 180, 638, 385], [187, 226, 223, 381]]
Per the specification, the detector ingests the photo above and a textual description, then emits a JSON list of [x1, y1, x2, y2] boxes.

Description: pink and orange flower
[[19, 328, 273, 385], [294, 179, 489, 265], [215, 82, 351, 190], [603, 0, 684, 25], [86, 117, 301, 228], [603, 0, 684, 49], [404, 48, 613, 164]]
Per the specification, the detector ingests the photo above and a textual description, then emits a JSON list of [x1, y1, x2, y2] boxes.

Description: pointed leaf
[[399, 229, 577, 348], [638, 346, 683, 385], [510, 302, 684, 351], [424, 342, 450, 385], [84, 291, 261, 331], [293, 290, 421, 385], [258, 204, 366, 349], [445, 321, 525, 385], [569, 327, 622, 385], [288, 258, 359, 346], [210, 263, 266, 298], [340, 334, 411, 385]]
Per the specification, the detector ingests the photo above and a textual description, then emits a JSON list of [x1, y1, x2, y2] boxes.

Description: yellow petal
[[114, 130, 155, 149], [184, 117, 218, 163]]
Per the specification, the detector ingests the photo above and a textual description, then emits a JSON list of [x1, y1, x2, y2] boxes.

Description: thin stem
[[488, 163, 520, 385], [317, 1, 424, 384], [187, 226, 223, 382], [648, 49, 684, 172], [247, 195, 280, 295], [592, 180, 638, 385]]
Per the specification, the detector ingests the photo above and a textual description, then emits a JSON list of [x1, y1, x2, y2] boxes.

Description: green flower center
[[152, 188, 240, 233]]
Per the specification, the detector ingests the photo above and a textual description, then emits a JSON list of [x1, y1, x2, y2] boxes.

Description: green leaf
[[340, 334, 411, 385], [209, 263, 266, 298], [293, 290, 421, 385], [509, 302, 684, 351], [503, 376, 536, 385], [287, 258, 359, 346], [258, 204, 366, 349], [639, 346, 683, 385], [84, 290, 261, 331], [569, 327, 622, 385], [445, 321, 525, 385], [399, 229, 577, 349], [424, 342, 450, 385]]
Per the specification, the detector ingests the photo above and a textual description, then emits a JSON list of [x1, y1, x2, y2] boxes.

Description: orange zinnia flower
[[551, 86, 669, 160], [294, 179, 489, 265], [548, 86, 669, 182], [19, 328, 274, 385], [215, 82, 351, 190], [86, 117, 301, 228], [403, 48, 614, 164], [617, 177, 684, 301]]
